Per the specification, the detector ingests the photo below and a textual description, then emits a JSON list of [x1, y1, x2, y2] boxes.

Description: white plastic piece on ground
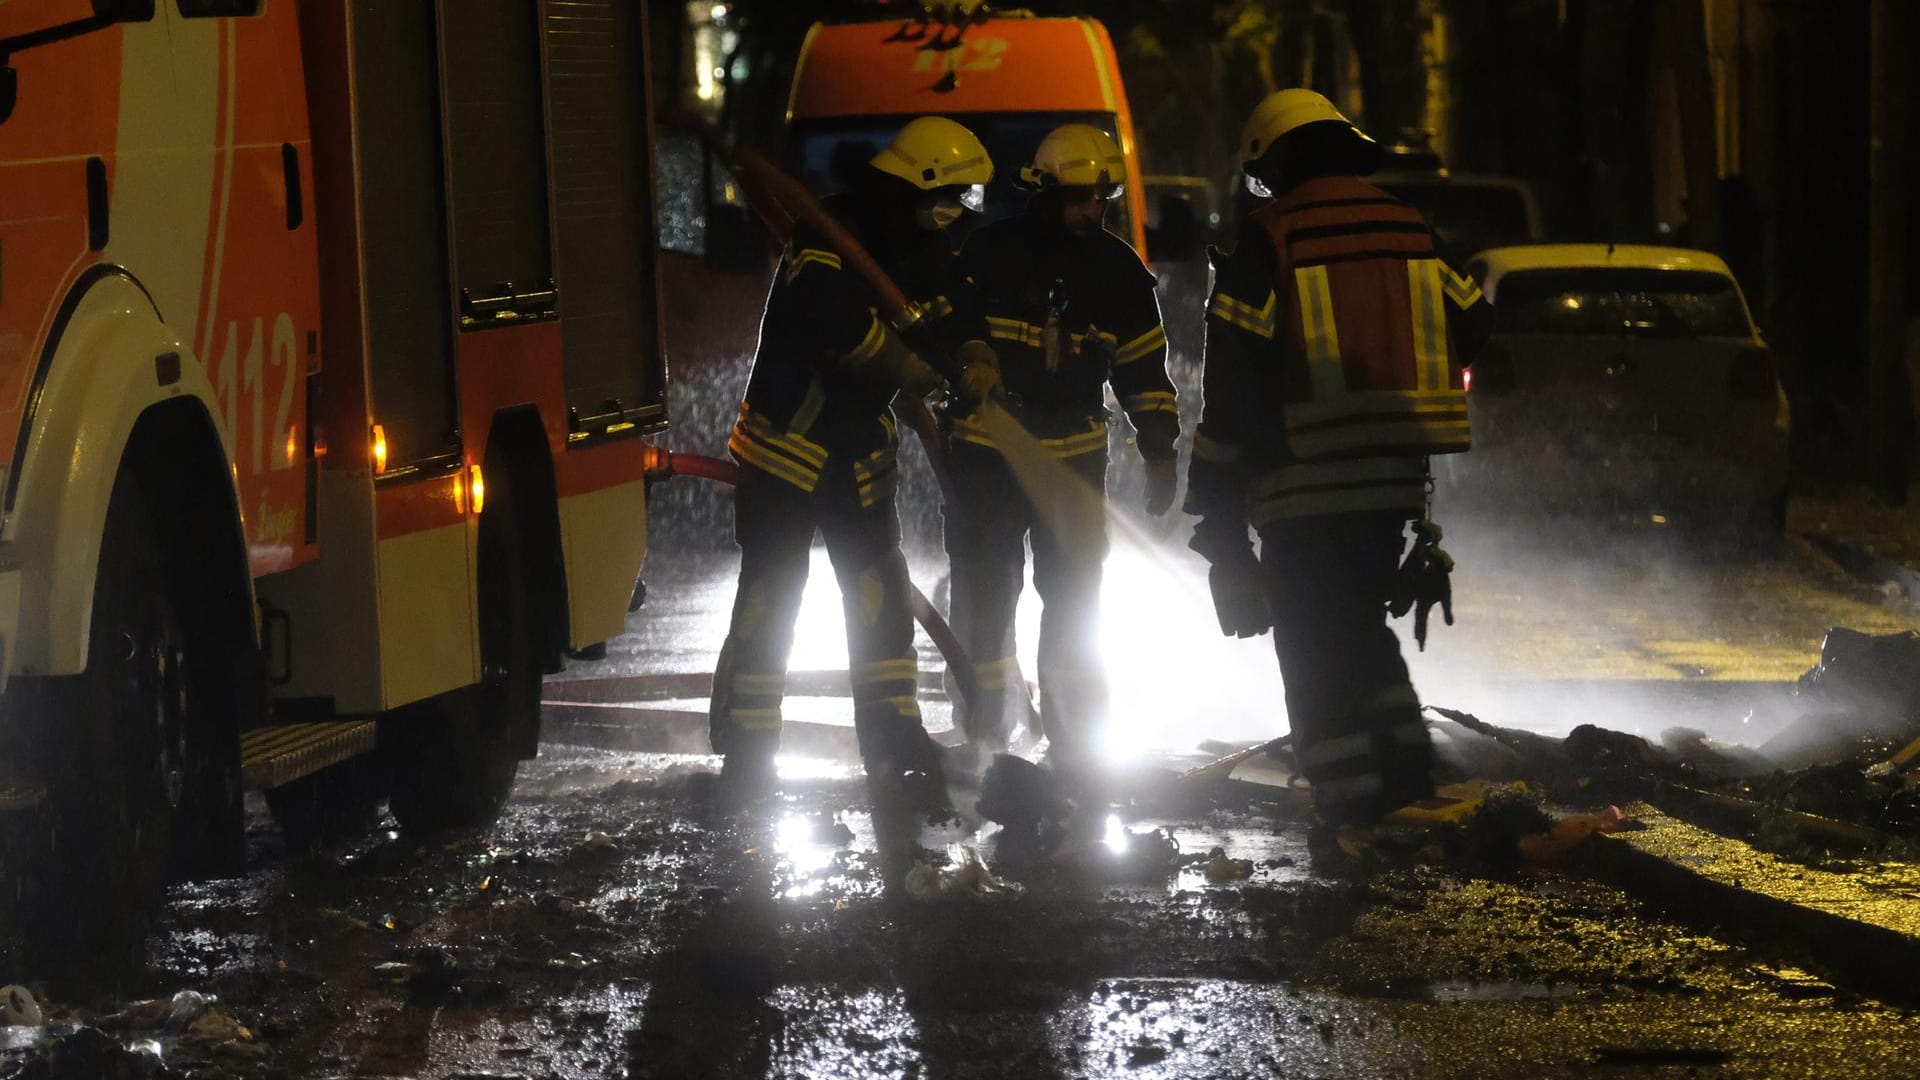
[[903, 843, 1026, 903], [162, 990, 215, 1034], [0, 986, 42, 1027]]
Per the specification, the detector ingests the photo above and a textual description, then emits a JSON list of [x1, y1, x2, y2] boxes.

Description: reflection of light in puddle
[[774, 755, 858, 781], [775, 813, 839, 877], [1102, 812, 1128, 855]]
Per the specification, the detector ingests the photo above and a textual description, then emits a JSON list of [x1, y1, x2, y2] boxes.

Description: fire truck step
[[241, 721, 379, 791]]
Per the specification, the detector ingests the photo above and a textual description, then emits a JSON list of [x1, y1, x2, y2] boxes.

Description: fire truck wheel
[[385, 482, 534, 831], [17, 474, 193, 959]]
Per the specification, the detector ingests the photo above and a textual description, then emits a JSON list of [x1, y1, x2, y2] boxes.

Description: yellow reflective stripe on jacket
[[1121, 390, 1177, 415], [1114, 325, 1167, 366], [987, 316, 1120, 355], [987, 316, 1045, 348], [1293, 265, 1345, 401], [851, 445, 899, 509], [1208, 289, 1278, 338], [729, 429, 819, 492], [1247, 455, 1427, 527], [1439, 263, 1484, 308], [1406, 259, 1451, 392], [785, 247, 843, 283], [728, 406, 830, 492], [843, 313, 888, 366], [1281, 390, 1470, 459]]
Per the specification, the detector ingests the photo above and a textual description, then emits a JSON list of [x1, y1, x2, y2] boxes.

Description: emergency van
[[783, 11, 1152, 255], [0, 0, 665, 950]]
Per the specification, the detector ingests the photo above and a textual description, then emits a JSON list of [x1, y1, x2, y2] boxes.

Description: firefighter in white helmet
[[711, 116, 996, 796], [1187, 90, 1492, 830], [946, 122, 1179, 798]]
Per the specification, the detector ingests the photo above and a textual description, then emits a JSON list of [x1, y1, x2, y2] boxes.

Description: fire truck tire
[[385, 484, 535, 831], [16, 473, 198, 959]]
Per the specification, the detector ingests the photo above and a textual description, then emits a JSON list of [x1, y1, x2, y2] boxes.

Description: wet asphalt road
[[5, 523, 1920, 1078]]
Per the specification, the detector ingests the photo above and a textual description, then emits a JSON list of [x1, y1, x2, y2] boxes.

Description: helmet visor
[[958, 183, 986, 212]]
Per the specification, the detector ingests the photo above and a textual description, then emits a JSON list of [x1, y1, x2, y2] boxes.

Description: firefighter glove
[[1191, 516, 1269, 636], [1387, 519, 1455, 651], [869, 325, 944, 398], [957, 340, 1004, 403], [1143, 457, 1178, 517], [1207, 551, 1272, 638]]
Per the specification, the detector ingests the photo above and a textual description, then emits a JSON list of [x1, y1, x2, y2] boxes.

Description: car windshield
[[1375, 179, 1533, 263], [1493, 268, 1753, 338], [787, 111, 1132, 241]]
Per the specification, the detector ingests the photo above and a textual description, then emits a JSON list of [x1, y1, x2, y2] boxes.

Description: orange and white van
[[0, 0, 666, 948], [783, 11, 1152, 255]]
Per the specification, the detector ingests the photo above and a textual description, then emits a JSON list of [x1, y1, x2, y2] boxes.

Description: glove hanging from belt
[[1191, 514, 1272, 639], [1388, 519, 1455, 651]]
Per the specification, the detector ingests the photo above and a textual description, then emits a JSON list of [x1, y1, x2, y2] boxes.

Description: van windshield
[[788, 112, 1132, 240]]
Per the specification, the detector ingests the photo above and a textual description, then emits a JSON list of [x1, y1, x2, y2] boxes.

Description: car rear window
[[1493, 268, 1752, 337]]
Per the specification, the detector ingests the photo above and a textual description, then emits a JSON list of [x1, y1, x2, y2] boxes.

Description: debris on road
[[1199, 848, 1256, 883], [0, 986, 41, 1027], [904, 844, 1026, 903], [160, 991, 213, 1035], [1517, 805, 1632, 863]]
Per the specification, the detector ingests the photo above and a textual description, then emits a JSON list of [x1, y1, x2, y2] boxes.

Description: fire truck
[[0, 0, 666, 950]]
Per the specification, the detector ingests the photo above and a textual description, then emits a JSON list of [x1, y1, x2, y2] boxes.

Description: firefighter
[[946, 123, 1180, 777], [1186, 90, 1492, 828], [710, 116, 995, 789]]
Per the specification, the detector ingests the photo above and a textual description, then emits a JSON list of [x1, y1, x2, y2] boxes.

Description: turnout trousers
[[709, 458, 933, 772], [943, 441, 1109, 761], [1259, 509, 1435, 825]]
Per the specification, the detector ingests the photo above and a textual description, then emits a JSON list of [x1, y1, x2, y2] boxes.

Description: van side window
[[177, 0, 262, 16]]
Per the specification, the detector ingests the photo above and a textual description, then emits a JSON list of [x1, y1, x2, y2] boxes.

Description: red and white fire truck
[[0, 0, 666, 949]]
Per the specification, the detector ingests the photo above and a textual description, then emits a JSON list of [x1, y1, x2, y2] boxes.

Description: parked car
[[1441, 244, 1791, 534]]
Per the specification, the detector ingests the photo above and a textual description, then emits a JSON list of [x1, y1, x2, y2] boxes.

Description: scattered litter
[[184, 1008, 252, 1044], [161, 990, 214, 1034], [904, 843, 1026, 903], [1519, 806, 1632, 863], [14, 1026, 184, 1080], [0, 986, 41, 1027], [1200, 847, 1255, 883], [372, 961, 424, 985]]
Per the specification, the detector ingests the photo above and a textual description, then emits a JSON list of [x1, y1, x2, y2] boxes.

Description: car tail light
[[1465, 344, 1515, 395], [1728, 347, 1777, 399]]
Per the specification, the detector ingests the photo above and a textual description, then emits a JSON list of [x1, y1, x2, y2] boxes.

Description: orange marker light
[[468, 463, 485, 515], [285, 425, 298, 466], [371, 424, 388, 474]]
